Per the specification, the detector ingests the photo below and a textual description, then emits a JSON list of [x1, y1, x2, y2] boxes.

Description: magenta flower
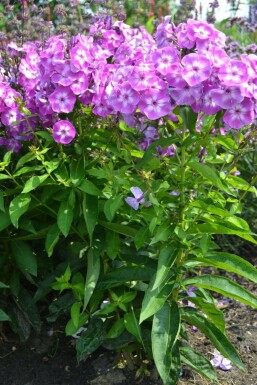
[[138, 89, 171, 120], [48, 86, 76, 113], [218, 60, 248, 86], [70, 43, 90, 71], [152, 46, 179, 75], [53, 120, 76, 144], [111, 83, 140, 114], [125, 187, 145, 210], [211, 349, 232, 371], [210, 86, 244, 109], [181, 53, 212, 86], [223, 98, 254, 129]]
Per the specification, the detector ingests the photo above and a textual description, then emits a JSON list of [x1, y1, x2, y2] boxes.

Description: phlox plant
[[1, 14, 257, 385]]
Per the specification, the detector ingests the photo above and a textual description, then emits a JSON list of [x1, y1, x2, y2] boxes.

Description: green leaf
[[76, 318, 106, 362], [198, 252, 257, 283], [152, 245, 178, 290], [0, 174, 12, 180], [187, 222, 257, 244], [106, 230, 120, 260], [99, 220, 137, 238], [104, 195, 124, 221], [107, 318, 125, 339], [22, 174, 48, 193], [180, 306, 244, 370], [9, 193, 31, 228], [145, 16, 154, 33], [134, 226, 149, 249], [78, 180, 101, 196], [83, 248, 100, 311], [0, 281, 9, 289], [0, 309, 11, 322], [179, 105, 197, 132], [180, 345, 217, 382], [140, 277, 175, 324], [152, 302, 181, 385], [184, 275, 257, 309], [13, 165, 44, 177], [71, 302, 81, 329], [184, 296, 225, 332], [45, 223, 60, 257], [65, 312, 88, 336], [98, 266, 155, 290], [57, 198, 74, 237], [124, 308, 144, 346], [189, 161, 226, 191], [15, 152, 36, 170], [226, 175, 257, 194], [82, 194, 98, 244], [70, 158, 85, 186], [11, 240, 37, 277], [0, 191, 4, 212], [0, 210, 11, 231]]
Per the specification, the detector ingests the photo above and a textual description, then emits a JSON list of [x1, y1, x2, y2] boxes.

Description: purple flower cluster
[[1, 17, 257, 151]]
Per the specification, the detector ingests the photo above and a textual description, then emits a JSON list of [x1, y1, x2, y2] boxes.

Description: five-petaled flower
[[53, 120, 76, 144]]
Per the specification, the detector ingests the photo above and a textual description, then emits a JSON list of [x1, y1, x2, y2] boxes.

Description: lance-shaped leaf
[[152, 245, 178, 290], [189, 161, 226, 191], [9, 193, 31, 228], [57, 192, 74, 237], [124, 308, 144, 348], [180, 306, 244, 370], [22, 174, 48, 193], [83, 194, 98, 244], [184, 275, 257, 308], [197, 252, 257, 283], [0, 309, 11, 322], [83, 247, 100, 311], [187, 222, 257, 244], [180, 345, 217, 382], [140, 277, 175, 324], [152, 302, 181, 385], [184, 296, 225, 332]]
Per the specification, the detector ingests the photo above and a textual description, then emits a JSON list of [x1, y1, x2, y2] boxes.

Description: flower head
[[125, 187, 145, 210], [53, 120, 76, 144], [211, 349, 232, 371]]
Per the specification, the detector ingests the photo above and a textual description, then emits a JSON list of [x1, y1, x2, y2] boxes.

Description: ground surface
[[1, 296, 257, 385]]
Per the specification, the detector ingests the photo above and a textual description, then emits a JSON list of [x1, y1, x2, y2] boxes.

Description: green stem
[[172, 127, 187, 301]]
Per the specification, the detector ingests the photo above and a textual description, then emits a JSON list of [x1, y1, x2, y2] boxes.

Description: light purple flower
[[152, 46, 179, 75], [111, 82, 140, 114], [181, 53, 212, 86], [48, 86, 76, 113], [223, 98, 254, 129], [211, 349, 232, 371], [138, 89, 171, 120], [125, 187, 145, 210], [218, 60, 248, 86], [53, 120, 76, 144], [210, 86, 244, 109]]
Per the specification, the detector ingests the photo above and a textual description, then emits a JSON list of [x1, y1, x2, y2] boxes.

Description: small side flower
[[53, 120, 76, 144]]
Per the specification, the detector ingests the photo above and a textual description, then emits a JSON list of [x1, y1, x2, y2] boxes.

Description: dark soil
[[1, 298, 257, 385]]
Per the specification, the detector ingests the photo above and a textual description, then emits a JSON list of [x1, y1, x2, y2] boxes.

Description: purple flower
[[152, 46, 179, 75], [48, 86, 76, 113], [181, 53, 212, 86], [53, 120, 76, 144], [218, 60, 248, 86], [211, 349, 232, 371], [138, 89, 171, 120], [111, 82, 140, 114], [223, 98, 254, 129], [125, 187, 145, 210]]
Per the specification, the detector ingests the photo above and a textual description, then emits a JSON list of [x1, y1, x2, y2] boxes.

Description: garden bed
[[1, 297, 256, 385]]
